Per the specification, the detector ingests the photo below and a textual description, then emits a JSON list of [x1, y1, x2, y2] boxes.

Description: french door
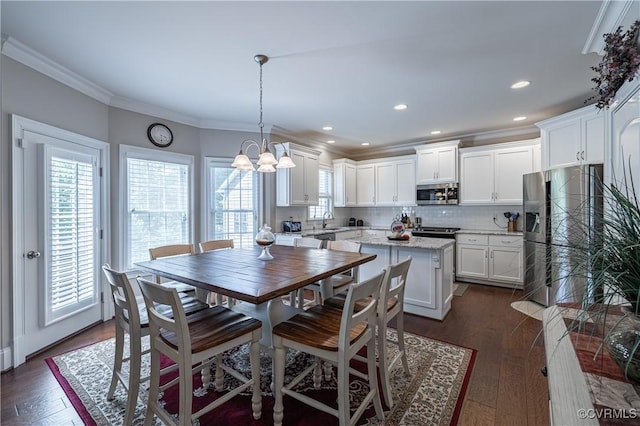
[[12, 116, 109, 366]]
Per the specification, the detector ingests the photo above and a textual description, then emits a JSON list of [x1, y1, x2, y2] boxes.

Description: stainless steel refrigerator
[[522, 164, 603, 306]]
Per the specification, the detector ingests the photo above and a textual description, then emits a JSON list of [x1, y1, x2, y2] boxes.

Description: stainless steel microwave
[[416, 183, 459, 205]]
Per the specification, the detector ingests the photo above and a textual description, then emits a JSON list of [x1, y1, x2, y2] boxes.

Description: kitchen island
[[345, 234, 455, 320]]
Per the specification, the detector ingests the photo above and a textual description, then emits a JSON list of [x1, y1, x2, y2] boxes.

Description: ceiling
[[1, 1, 609, 155]]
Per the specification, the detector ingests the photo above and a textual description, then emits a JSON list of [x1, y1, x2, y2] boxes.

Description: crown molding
[[583, 0, 637, 55], [1, 36, 113, 104]]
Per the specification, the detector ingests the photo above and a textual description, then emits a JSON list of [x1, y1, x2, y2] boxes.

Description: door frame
[[11, 114, 111, 367]]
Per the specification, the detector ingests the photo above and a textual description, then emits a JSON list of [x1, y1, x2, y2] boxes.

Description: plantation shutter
[[45, 149, 98, 325]]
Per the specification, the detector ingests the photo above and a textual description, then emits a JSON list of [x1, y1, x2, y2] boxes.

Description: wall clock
[[147, 123, 173, 148]]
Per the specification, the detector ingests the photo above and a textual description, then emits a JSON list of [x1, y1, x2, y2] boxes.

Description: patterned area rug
[[46, 330, 475, 425]]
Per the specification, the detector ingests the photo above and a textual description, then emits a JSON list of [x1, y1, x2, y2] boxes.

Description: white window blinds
[[309, 167, 333, 219], [46, 152, 98, 324], [127, 158, 190, 266], [205, 160, 259, 248]]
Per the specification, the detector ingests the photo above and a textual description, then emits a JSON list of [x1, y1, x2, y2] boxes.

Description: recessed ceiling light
[[513, 116, 527, 121], [327, 140, 335, 144], [322, 126, 333, 131], [430, 130, 441, 135], [361, 142, 370, 146], [511, 81, 531, 89], [393, 104, 408, 111]]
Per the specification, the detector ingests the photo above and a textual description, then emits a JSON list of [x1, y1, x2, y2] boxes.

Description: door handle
[[26, 250, 41, 259], [581, 151, 585, 160], [576, 152, 580, 161]]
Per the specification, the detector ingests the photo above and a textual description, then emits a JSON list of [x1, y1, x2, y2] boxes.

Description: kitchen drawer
[[489, 235, 522, 247], [456, 234, 489, 246]]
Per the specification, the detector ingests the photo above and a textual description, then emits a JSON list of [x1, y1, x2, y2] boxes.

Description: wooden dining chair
[[272, 270, 386, 426], [325, 256, 413, 408], [102, 265, 207, 425], [291, 237, 324, 307], [137, 277, 263, 426], [297, 240, 362, 308], [148, 244, 197, 294], [199, 239, 236, 306]]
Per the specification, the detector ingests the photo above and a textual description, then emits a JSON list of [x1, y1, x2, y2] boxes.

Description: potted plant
[[587, 19, 640, 110], [552, 172, 640, 381]]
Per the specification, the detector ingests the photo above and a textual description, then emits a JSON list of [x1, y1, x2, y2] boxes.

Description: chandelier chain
[[258, 59, 265, 144]]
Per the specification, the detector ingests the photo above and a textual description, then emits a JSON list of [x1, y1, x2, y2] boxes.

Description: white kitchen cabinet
[[276, 143, 320, 206], [611, 79, 640, 197], [374, 156, 416, 206], [414, 140, 459, 184], [456, 233, 523, 287], [333, 159, 357, 207], [536, 105, 605, 170], [356, 163, 376, 206], [459, 139, 538, 205]]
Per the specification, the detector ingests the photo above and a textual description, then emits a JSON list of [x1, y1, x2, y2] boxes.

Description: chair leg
[[124, 331, 142, 425], [178, 356, 193, 426], [377, 320, 393, 408], [249, 338, 262, 420], [214, 354, 224, 391], [107, 325, 124, 401], [273, 337, 285, 426], [367, 337, 385, 422], [396, 311, 410, 374], [144, 347, 161, 426], [336, 352, 350, 426]]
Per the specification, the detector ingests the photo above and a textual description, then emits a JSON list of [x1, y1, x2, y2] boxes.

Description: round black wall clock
[[147, 123, 173, 148]]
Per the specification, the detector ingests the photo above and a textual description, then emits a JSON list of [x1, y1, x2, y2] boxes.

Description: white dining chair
[[272, 270, 386, 426], [137, 276, 263, 426]]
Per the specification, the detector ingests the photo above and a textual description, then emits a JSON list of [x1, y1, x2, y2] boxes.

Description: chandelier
[[231, 54, 295, 172]]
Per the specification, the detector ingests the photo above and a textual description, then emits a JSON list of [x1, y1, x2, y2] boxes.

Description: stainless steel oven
[[416, 183, 458, 205]]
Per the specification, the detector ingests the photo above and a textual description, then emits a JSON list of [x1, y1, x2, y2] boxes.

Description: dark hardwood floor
[[0, 283, 549, 425]]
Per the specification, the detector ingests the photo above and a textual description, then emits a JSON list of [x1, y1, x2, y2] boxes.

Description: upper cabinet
[[356, 163, 376, 206], [459, 139, 539, 205], [333, 158, 357, 207], [276, 143, 321, 206], [414, 140, 460, 184], [610, 79, 640, 196], [374, 156, 416, 206], [536, 105, 605, 170]]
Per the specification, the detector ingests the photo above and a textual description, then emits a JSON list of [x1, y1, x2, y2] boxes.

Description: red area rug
[[46, 329, 475, 425]]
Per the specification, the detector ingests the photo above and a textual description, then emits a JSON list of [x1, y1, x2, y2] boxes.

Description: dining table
[[134, 244, 377, 348]]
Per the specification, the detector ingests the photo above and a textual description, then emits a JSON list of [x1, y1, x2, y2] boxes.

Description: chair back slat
[[380, 256, 412, 316], [103, 264, 141, 329], [199, 239, 234, 252], [339, 270, 385, 349], [137, 277, 188, 347], [293, 237, 323, 249], [326, 240, 361, 253], [149, 244, 195, 260]]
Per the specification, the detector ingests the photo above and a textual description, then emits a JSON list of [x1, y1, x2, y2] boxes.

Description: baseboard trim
[[1, 346, 13, 372]]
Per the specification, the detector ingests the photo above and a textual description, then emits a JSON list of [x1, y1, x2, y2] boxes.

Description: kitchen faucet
[[322, 211, 333, 229]]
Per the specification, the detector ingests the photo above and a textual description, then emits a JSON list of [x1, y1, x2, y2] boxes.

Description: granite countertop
[[457, 229, 523, 236], [345, 235, 455, 250]]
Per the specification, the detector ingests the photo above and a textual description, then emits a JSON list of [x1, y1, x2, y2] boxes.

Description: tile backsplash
[[276, 204, 522, 232]]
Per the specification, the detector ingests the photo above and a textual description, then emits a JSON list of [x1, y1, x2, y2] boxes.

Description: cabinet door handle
[[469, 238, 476, 242], [485, 250, 488, 258], [490, 250, 493, 258], [501, 240, 512, 244], [581, 151, 585, 160], [576, 151, 580, 161]]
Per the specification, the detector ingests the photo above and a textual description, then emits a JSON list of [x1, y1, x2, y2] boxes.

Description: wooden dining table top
[[135, 245, 376, 305]]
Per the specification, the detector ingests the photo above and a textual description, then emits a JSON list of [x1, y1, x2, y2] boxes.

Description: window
[[309, 166, 333, 219], [120, 145, 193, 269], [204, 158, 260, 248]]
